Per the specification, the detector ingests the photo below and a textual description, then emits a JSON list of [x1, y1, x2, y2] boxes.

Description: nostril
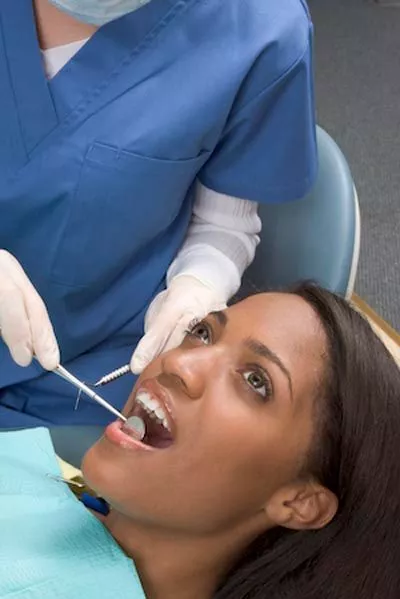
[[157, 371, 187, 392]]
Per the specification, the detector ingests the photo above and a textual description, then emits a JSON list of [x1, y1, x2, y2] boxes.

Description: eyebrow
[[209, 310, 228, 326], [209, 311, 294, 401]]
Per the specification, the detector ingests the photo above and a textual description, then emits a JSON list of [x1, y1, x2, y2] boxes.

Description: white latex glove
[[0, 250, 60, 370], [131, 275, 227, 373]]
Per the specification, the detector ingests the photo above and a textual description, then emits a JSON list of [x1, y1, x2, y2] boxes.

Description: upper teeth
[[136, 391, 171, 432]]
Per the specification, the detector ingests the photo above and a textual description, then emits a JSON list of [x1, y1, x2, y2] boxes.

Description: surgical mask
[[49, 0, 152, 26]]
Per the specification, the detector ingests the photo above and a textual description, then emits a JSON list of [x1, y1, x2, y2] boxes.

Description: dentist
[[0, 0, 317, 427]]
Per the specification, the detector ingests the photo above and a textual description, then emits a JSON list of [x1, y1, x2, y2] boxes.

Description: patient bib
[[0, 429, 146, 598]]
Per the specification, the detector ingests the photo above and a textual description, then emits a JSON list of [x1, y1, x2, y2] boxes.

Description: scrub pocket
[[50, 142, 206, 288]]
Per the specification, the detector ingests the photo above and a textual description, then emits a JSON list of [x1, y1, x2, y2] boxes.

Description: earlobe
[[265, 482, 338, 531]]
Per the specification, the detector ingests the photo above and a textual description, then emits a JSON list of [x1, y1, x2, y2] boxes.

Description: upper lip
[[127, 378, 176, 438]]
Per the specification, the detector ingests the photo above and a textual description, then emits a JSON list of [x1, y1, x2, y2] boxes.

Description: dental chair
[[49, 126, 361, 468], [243, 126, 360, 299]]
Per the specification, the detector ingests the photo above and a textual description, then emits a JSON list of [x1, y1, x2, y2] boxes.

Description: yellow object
[[56, 455, 82, 480], [352, 295, 400, 366]]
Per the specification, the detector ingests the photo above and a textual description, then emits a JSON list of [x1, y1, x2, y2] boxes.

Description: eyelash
[[184, 320, 273, 401], [185, 319, 211, 343]]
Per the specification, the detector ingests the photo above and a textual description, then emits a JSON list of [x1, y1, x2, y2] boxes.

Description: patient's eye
[[185, 320, 212, 345], [241, 368, 272, 400]]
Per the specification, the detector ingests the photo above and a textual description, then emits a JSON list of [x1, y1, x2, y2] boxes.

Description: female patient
[[81, 284, 400, 599], [2, 284, 400, 599]]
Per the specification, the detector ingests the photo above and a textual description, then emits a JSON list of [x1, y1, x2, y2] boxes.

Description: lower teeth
[[123, 416, 146, 441]]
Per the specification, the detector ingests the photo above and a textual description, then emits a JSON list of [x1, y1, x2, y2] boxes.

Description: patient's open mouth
[[121, 388, 174, 449]]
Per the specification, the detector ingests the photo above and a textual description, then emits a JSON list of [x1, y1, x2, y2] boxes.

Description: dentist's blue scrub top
[[0, 0, 317, 428]]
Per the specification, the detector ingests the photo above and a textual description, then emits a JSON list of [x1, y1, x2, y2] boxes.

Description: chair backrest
[[242, 127, 360, 298]]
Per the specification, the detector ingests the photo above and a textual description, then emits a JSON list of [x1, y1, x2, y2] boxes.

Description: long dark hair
[[216, 284, 400, 599]]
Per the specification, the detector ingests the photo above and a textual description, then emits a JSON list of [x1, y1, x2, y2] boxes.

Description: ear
[[265, 481, 338, 531]]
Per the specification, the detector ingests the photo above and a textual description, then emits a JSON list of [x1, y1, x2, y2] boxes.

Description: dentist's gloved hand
[[0, 250, 60, 370], [131, 275, 226, 373]]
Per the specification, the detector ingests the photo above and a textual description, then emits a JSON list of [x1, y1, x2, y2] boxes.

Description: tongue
[[144, 414, 173, 449]]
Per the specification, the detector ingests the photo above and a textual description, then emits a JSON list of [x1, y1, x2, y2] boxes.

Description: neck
[[104, 510, 263, 599], [33, 0, 98, 50]]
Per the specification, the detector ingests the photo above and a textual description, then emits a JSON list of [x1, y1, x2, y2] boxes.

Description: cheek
[[80, 399, 311, 535], [167, 413, 304, 528], [80, 432, 271, 533]]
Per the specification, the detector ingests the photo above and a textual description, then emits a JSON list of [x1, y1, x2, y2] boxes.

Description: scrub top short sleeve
[[199, 29, 317, 205]]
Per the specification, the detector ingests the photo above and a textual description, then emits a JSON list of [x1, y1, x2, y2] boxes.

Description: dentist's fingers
[[0, 250, 60, 370], [131, 324, 172, 374], [161, 311, 200, 353], [131, 275, 226, 374], [0, 287, 34, 366], [25, 291, 60, 370], [131, 294, 198, 373]]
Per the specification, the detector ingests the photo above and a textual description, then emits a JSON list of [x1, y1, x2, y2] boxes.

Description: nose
[[160, 346, 213, 400]]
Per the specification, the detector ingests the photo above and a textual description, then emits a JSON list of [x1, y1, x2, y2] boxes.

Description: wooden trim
[[352, 294, 400, 346]]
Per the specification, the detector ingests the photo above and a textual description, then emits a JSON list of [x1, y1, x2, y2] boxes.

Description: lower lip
[[104, 420, 154, 452]]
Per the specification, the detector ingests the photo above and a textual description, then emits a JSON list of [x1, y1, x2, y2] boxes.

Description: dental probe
[[94, 364, 131, 387]]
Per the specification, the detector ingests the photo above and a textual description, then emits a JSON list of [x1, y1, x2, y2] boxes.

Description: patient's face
[[83, 293, 326, 534]]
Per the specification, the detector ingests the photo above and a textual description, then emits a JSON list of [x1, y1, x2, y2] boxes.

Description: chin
[[81, 437, 120, 498]]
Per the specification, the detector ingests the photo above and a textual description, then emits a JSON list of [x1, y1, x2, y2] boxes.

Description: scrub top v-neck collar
[[0, 0, 58, 154], [0, 0, 192, 156]]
